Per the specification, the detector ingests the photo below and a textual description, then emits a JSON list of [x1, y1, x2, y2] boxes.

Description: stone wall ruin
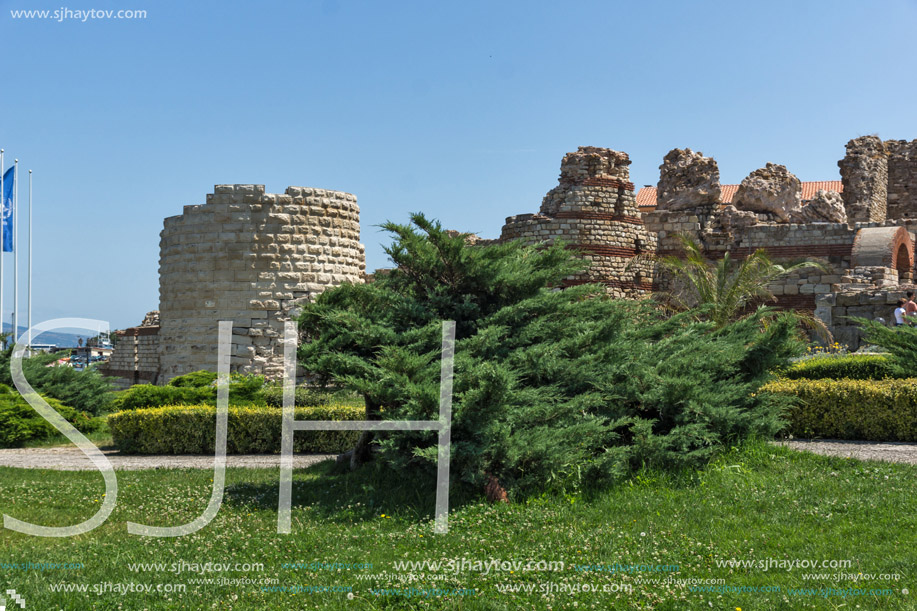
[[100, 311, 161, 389], [488, 137, 917, 349], [643, 137, 917, 348], [110, 136, 917, 387]]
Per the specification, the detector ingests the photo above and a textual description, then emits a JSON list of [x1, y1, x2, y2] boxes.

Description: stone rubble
[[655, 148, 721, 211], [789, 189, 847, 224], [732, 163, 803, 222]]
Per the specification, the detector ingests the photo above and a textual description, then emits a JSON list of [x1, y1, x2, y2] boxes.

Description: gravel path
[[776, 439, 917, 465], [2, 441, 917, 471], [0, 447, 334, 471]]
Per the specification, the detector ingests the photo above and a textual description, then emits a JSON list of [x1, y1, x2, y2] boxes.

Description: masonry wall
[[886, 139, 917, 220], [158, 184, 365, 381], [104, 328, 161, 389], [839, 136, 888, 223], [645, 210, 855, 310], [816, 288, 912, 350], [711, 224, 854, 311], [101, 312, 161, 389]]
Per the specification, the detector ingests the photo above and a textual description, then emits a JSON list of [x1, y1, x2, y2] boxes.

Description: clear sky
[[1, 0, 915, 330]]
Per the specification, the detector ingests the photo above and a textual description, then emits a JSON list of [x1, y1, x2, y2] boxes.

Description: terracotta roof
[[636, 181, 843, 211]]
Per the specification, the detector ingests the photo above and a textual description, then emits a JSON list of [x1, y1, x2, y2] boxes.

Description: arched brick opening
[[852, 226, 914, 279], [888, 227, 915, 283], [895, 242, 914, 282]]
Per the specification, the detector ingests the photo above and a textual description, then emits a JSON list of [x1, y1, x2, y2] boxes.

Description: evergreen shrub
[[0, 351, 115, 415], [258, 384, 364, 409], [299, 214, 804, 496], [0, 383, 98, 448], [113, 371, 268, 410]]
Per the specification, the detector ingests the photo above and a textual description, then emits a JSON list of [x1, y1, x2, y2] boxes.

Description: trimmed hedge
[[762, 378, 917, 441], [782, 354, 896, 381], [108, 404, 363, 454]]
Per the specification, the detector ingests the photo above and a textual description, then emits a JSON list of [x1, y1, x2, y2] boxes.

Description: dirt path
[[0, 447, 334, 471]]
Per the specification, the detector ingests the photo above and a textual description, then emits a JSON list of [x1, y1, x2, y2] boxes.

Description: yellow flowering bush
[[108, 403, 362, 454], [762, 378, 917, 441]]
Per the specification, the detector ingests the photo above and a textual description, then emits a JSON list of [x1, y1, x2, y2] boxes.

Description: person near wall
[[906, 291, 917, 319], [894, 298, 908, 327]]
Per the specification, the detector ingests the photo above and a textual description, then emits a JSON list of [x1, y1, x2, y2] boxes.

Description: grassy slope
[[0, 442, 914, 610]]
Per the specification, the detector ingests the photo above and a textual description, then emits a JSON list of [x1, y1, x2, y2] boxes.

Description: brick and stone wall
[[644, 147, 857, 312], [499, 147, 657, 298], [491, 139, 917, 348], [643, 139, 917, 345], [158, 184, 365, 382], [645, 209, 856, 310], [100, 311, 161, 389], [816, 287, 917, 350]]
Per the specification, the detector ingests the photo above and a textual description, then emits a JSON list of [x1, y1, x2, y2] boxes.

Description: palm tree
[[654, 234, 828, 331]]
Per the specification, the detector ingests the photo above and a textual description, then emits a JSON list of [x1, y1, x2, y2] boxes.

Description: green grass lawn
[[0, 442, 914, 610]]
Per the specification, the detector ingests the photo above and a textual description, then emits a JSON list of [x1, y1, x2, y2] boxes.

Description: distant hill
[[1, 323, 87, 348]]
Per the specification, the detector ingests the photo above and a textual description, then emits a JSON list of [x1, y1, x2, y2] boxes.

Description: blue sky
[[1, 0, 915, 330]]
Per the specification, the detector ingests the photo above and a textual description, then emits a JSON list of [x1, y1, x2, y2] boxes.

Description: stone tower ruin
[[500, 146, 657, 297], [157, 184, 365, 381]]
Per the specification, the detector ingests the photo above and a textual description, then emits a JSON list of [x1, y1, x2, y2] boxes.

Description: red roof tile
[[636, 181, 843, 211]]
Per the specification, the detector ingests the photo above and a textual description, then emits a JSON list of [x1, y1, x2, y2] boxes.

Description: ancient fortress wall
[[158, 184, 365, 381], [817, 287, 916, 348], [641, 139, 917, 348], [648, 210, 856, 310], [107, 137, 917, 387], [837, 136, 917, 223], [101, 311, 161, 389], [494, 141, 917, 339], [500, 147, 657, 298], [839, 136, 888, 223]]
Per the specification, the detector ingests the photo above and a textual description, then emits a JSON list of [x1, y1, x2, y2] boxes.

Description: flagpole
[[28, 169, 32, 352], [13, 158, 18, 345], [0, 148, 5, 348]]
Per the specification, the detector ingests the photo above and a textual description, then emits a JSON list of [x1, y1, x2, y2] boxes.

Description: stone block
[[836, 293, 861, 306], [814, 306, 831, 327], [846, 306, 875, 318]]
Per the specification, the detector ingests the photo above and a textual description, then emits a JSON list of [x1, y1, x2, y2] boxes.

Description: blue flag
[[1, 167, 12, 252]]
